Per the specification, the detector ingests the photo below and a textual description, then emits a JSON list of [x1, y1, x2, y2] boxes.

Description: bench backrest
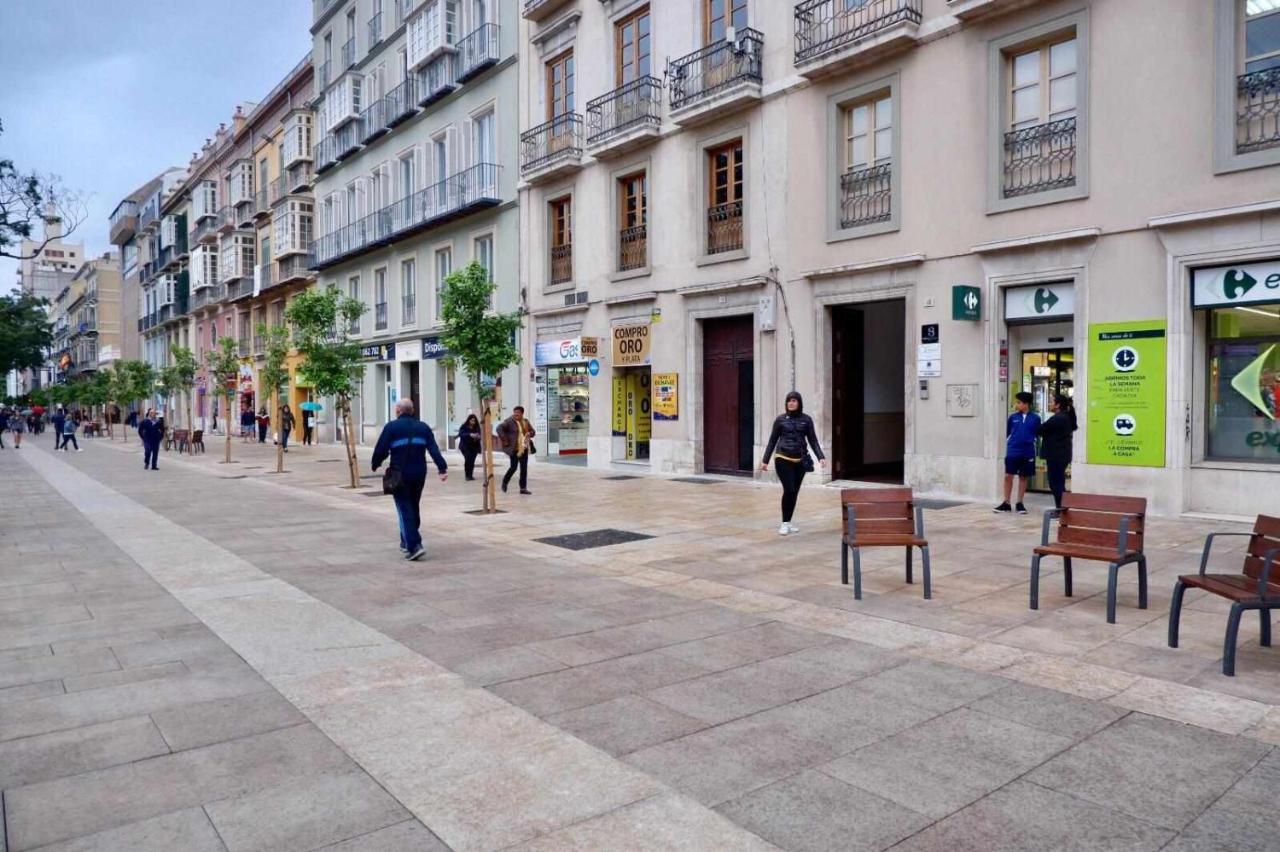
[[840, 487, 914, 536], [1245, 515, 1280, 582], [173, 429, 189, 441], [192, 430, 203, 443], [1058, 492, 1146, 553]]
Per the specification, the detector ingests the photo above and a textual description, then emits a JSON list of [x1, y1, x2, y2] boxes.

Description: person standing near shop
[[279, 404, 295, 452], [303, 410, 315, 445], [139, 408, 162, 470], [240, 405, 255, 442], [1039, 394, 1077, 510], [9, 409, 25, 449], [498, 406, 536, 495], [995, 391, 1041, 515], [457, 413, 482, 481], [761, 391, 825, 536], [371, 399, 447, 562]]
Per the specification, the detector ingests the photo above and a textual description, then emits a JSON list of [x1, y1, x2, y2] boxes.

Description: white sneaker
[[787, 522, 799, 534], [76, 448, 83, 452], [778, 523, 791, 536]]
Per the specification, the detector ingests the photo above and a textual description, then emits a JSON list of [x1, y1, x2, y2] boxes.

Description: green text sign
[[1086, 320, 1167, 467], [952, 285, 981, 321]]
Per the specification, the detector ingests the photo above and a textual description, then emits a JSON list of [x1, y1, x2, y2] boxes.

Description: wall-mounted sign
[[1005, 283, 1074, 321], [1086, 320, 1167, 467], [917, 342, 941, 378], [1191, 259, 1280, 309], [612, 375, 626, 435], [421, 337, 449, 360], [921, 323, 940, 345], [653, 372, 678, 421], [611, 323, 651, 366], [953, 285, 981, 321], [360, 342, 395, 361], [535, 336, 596, 366]]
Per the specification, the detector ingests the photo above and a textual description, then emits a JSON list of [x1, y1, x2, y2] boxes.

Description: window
[[473, 109, 494, 164], [375, 267, 388, 330], [549, 197, 572, 285], [257, 157, 269, 200], [547, 51, 575, 119], [435, 246, 452, 317], [616, 7, 651, 85], [618, 172, 647, 272], [1231, 1, 1280, 158], [706, 139, 744, 255], [705, 0, 747, 43], [474, 234, 493, 281], [399, 152, 416, 198], [347, 275, 361, 334], [401, 258, 417, 326], [407, 0, 459, 69], [1009, 37, 1077, 131], [1246, 2, 1280, 72], [839, 92, 893, 230], [271, 300, 284, 328], [230, 161, 254, 206], [1206, 304, 1280, 462]]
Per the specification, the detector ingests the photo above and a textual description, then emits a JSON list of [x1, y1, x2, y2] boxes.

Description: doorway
[[702, 315, 755, 475], [401, 361, 420, 419], [831, 300, 906, 481], [1015, 347, 1075, 493]]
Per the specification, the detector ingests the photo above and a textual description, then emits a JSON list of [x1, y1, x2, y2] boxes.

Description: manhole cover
[[603, 475, 641, 481], [915, 499, 965, 510], [670, 477, 720, 485], [535, 529, 655, 550]]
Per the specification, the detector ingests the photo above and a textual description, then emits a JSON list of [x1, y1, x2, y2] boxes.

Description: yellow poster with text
[[653, 373, 678, 421], [1086, 320, 1167, 467], [612, 376, 625, 436]]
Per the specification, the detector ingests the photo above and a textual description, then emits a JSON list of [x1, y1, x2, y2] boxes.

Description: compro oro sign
[[1086, 320, 1167, 467], [1004, 282, 1074, 321], [611, 323, 651, 366], [1192, 259, 1280, 308]]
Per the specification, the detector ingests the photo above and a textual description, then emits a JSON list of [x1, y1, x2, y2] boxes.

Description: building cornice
[[970, 228, 1100, 254], [802, 254, 925, 280], [1147, 199, 1280, 229]]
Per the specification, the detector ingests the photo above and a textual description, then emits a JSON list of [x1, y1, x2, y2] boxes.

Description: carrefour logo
[[1193, 261, 1280, 307], [1232, 345, 1277, 421]]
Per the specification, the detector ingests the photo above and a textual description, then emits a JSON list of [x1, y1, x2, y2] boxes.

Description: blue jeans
[[392, 476, 426, 552], [143, 440, 159, 468], [1046, 458, 1069, 508], [281, 427, 290, 449]]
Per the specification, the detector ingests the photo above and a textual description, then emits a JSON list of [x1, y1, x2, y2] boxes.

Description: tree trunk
[[481, 398, 497, 513], [341, 397, 360, 489], [274, 393, 284, 474], [186, 390, 194, 455], [224, 394, 232, 463]]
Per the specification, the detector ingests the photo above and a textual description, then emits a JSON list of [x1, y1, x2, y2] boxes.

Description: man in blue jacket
[[51, 407, 66, 450], [372, 399, 448, 561], [139, 408, 163, 470], [995, 391, 1041, 515]]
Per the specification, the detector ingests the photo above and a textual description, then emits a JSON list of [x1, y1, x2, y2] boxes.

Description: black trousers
[[775, 458, 806, 522], [143, 440, 159, 469], [503, 452, 528, 490], [303, 425, 313, 445], [462, 447, 479, 480], [61, 433, 78, 450], [257, 423, 268, 443], [1046, 458, 1069, 508]]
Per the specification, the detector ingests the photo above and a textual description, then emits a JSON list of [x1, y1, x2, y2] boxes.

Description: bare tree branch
[[0, 118, 89, 260]]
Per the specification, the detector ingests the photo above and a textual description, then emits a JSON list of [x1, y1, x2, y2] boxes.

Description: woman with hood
[[457, 413, 483, 481], [1039, 393, 1077, 509], [761, 391, 826, 535]]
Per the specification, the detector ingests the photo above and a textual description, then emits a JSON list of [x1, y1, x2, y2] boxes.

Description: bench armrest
[[1114, 513, 1146, 558], [915, 505, 926, 539], [1040, 509, 1060, 547], [1258, 548, 1280, 600], [1199, 532, 1257, 576], [844, 504, 857, 540]]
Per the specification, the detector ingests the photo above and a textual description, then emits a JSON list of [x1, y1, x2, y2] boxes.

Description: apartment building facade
[[310, 0, 520, 444], [109, 174, 171, 366], [519, 0, 1280, 517], [62, 254, 124, 380]]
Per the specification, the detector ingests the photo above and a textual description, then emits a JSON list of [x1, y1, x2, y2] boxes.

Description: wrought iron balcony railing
[[317, 60, 331, 90], [1237, 68, 1280, 154], [670, 28, 763, 111], [839, 162, 892, 228], [707, 200, 744, 255], [278, 253, 315, 283], [618, 225, 646, 272], [401, 295, 416, 325], [361, 97, 391, 144], [457, 23, 499, 82], [375, 301, 388, 330], [587, 76, 661, 144], [550, 243, 573, 284], [254, 188, 271, 219], [216, 206, 236, 233], [417, 53, 458, 107], [521, 114, 583, 173], [794, 0, 921, 63], [368, 12, 383, 49], [342, 37, 356, 70], [386, 76, 418, 126], [314, 134, 340, 173], [1002, 117, 1076, 198], [288, 162, 315, 193], [257, 262, 276, 293]]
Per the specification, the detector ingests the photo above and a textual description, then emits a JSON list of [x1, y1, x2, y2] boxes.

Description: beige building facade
[[519, 0, 1280, 517]]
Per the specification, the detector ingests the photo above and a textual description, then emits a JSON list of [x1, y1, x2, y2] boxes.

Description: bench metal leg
[[905, 548, 913, 585], [1223, 603, 1244, 677], [1137, 556, 1148, 610], [1168, 580, 1187, 648], [1063, 557, 1073, 597], [1106, 563, 1120, 624], [1029, 554, 1041, 611], [921, 546, 932, 600], [840, 543, 849, 586], [1262, 608, 1272, 648], [852, 548, 863, 601]]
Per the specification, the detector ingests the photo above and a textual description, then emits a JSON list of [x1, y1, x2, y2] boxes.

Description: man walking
[[497, 406, 536, 495], [139, 409, 162, 470], [51, 407, 66, 450], [371, 399, 447, 561]]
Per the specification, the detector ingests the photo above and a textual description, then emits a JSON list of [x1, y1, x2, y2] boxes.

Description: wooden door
[[703, 315, 754, 475], [831, 306, 864, 479]]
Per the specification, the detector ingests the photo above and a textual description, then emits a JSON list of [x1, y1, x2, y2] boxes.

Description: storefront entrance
[[614, 367, 651, 461], [1017, 347, 1075, 493], [831, 300, 906, 482], [546, 365, 590, 456], [400, 361, 420, 419], [702, 315, 754, 475]]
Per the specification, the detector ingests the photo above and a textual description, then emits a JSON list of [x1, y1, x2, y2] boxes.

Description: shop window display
[[1207, 306, 1280, 462]]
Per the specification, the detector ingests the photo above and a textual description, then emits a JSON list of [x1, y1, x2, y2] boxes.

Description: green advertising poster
[[1086, 320, 1167, 467]]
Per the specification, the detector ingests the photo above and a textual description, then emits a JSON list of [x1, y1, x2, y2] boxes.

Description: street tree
[[439, 260, 522, 512], [205, 337, 241, 464], [0, 292, 53, 376], [257, 322, 291, 474], [120, 360, 156, 442], [169, 345, 198, 435], [81, 370, 111, 426], [1, 119, 87, 260], [285, 286, 365, 488], [156, 365, 182, 430]]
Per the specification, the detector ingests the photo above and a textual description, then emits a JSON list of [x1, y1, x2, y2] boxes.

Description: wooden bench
[[1030, 493, 1147, 624], [840, 487, 931, 600], [168, 429, 190, 453], [1169, 514, 1280, 677], [191, 430, 205, 454]]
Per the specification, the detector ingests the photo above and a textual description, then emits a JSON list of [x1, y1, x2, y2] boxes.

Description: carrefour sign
[[1192, 259, 1280, 309]]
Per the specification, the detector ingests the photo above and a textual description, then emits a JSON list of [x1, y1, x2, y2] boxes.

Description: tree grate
[[535, 528, 655, 550], [603, 475, 642, 481], [670, 477, 721, 485], [915, 499, 965, 510]]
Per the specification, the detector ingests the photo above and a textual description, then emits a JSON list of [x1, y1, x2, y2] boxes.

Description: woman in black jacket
[[1039, 393, 1077, 509], [457, 414, 483, 481], [761, 391, 825, 535]]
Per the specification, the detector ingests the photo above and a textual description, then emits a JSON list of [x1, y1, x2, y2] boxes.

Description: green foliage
[[170, 346, 197, 395], [1, 119, 85, 260], [285, 286, 365, 401], [205, 337, 241, 404], [257, 323, 291, 407], [121, 360, 157, 410], [0, 292, 53, 375], [156, 365, 182, 411], [80, 371, 111, 410], [28, 388, 48, 408], [439, 260, 521, 400]]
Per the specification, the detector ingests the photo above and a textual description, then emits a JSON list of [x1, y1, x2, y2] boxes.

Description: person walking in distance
[[371, 399, 447, 561], [457, 413, 482, 481], [0, 407, 9, 449], [51, 406, 66, 450], [303, 410, 315, 445], [9, 409, 25, 449], [498, 406, 536, 495], [60, 413, 81, 452], [761, 391, 825, 535], [279, 404, 295, 452], [256, 406, 270, 444], [1039, 393, 1077, 510], [995, 391, 1042, 515], [139, 408, 162, 470]]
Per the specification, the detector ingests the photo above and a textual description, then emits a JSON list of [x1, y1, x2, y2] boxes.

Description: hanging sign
[[1086, 320, 1167, 467], [653, 373, 678, 421], [421, 337, 449, 359], [952, 285, 981, 321], [536, 337, 591, 366], [611, 323, 652, 366], [1191, 259, 1280, 309]]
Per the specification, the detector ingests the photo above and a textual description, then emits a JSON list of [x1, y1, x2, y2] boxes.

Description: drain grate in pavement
[[603, 475, 641, 481], [915, 498, 965, 510], [670, 477, 720, 485], [243, 466, 264, 470], [359, 474, 381, 480], [535, 528, 655, 550], [360, 490, 392, 497]]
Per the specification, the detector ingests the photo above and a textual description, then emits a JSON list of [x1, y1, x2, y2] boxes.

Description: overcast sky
[[0, 0, 313, 294]]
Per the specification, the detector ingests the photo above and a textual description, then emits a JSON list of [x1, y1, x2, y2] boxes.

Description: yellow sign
[[612, 376, 625, 435], [653, 372, 678, 421], [611, 323, 651, 366]]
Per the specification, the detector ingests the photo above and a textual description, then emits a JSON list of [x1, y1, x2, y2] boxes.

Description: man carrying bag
[[371, 399, 447, 561]]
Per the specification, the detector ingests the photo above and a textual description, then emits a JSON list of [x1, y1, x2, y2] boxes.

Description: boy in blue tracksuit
[[995, 391, 1041, 515], [371, 399, 448, 561]]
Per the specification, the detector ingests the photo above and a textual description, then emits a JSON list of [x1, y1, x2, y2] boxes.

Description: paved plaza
[[2, 434, 1279, 850]]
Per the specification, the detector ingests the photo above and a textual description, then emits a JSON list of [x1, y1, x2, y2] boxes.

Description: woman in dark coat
[[457, 413, 483, 481], [761, 391, 825, 535], [1039, 393, 1077, 509]]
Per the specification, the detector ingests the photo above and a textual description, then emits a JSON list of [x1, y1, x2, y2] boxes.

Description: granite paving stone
[[14, 807, 229, 852], [0, 715, 170, 789], [315, 820, 451, 851], [546, 695, 709, 756], [149, 689, 308, 752]]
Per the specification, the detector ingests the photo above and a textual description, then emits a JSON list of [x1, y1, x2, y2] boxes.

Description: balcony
[[1237, 68, 1280, 155], [946, 0, 1042, 21], [312, 162, 501, 269], [839, 162, 892, 228], [216, 206, 236, 234], [235, 197, 256, 229], [707, 200, 744, 255], [401, 295, 416, 326], [1002, 117, 1076, 198], [794, 0, 921, 77], [520, 114, 583, 183], [157, 304, 173, 324], [160, 243, 181, 272], [278, 253, 315, 284], [109, 199, 139, 244], [416, 54, 458, 107], [334, 120, 362, 160], [669, 29, 763, 126], [361, 97, 391, 145], [457, 23, 499, 83], [288, 162, 314, 193], [368, 12, 383, 49], [317, 60, 331, 90], [238, 338, 251, 357], [257, 262, 276, 293], [618, 225, 646, 273], [226, 279, 254, 302], [586, 76, 662, 159], [315, 135, 340, 174], [550, 244, 572, 285], [386, 76, 419, 127], [342, 37, 356, 70], [190, 282, 226, 310], [522, 0, 574, 22], [374, 301, 388, 331], [190, 217, 219, 245]]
